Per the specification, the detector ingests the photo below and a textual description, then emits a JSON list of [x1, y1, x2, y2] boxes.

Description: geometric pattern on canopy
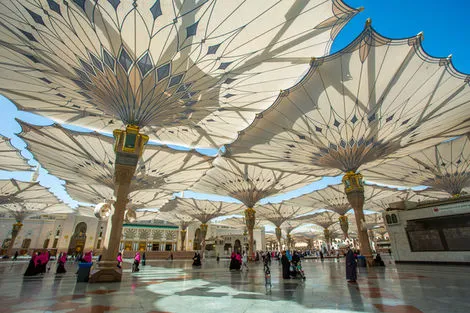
[[0, 136, 31, 171], [157, 211, 197, 229], [347, 212, 384, 230], [361, 135, 470, 196], [367, 189, 442, 212], [295, 210, 339, 229], [191, 157, 320, 208], [281, 219, 305, 235], [159, 197, 244, 224], [18, 121, 212, 202], [288, 183, 401, 215], [0, 179, 69, 221], [256, 202, 313, 228], [227, 24, 470, 175], [0, 0, 360, 148], [66, 183, 172, 209]]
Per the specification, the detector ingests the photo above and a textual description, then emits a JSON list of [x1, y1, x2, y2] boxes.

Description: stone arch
[[68, 222, 87, 255]]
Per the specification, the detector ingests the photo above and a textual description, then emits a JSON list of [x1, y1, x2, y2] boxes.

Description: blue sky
[[0, 0, 469, 210]]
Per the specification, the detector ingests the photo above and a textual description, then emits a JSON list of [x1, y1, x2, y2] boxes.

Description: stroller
[[290, 260, 306, 280], [263, 259, 272, 293]]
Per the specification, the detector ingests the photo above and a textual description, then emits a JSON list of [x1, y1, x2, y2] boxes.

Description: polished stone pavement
[[0, 257, 469, 313]]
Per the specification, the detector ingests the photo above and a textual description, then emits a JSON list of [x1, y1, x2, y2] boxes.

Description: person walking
[[241, 251, 249, 271], [133, 252, 141, 272], [13, 250, 18, 261], [116, 252, 123, 268], [281, 251, 290, 279], [345, 246, 357, 283], [56, 253, 67, 274]]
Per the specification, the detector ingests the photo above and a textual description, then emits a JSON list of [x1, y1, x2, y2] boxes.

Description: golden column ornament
[[275, 226, 282, 251], [90, 125, 148, 283], [342, 171, 373, 266], [244, 207, 256, 260], [338, 215, 349, 238], [286, 233, 292, 250], [6, 221, 23, 257], [199, 223, 208, 258], [180, 228, 187, 251]]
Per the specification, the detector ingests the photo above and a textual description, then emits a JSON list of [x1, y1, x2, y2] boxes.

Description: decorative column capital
[[200, 223, 208, 233], [244, 207, 256, 229], [338, 215, 349, 238], [342, 171, 364, 194], [323, 228, 330, 243], [11, 222, 23, 237]]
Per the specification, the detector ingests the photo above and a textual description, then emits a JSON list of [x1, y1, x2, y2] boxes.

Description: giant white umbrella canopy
[[157, 211, 197, 251], [18, 121, 212, 192], [295, 211, 339, 248], [18, 121, 212, 209], [362, 135, 470, 197], [0, 136, 31, 171], [191, 156, 320, 258], [0, 0, 360, 148], [288, 183, 401, 237], [160, 197, 244, 257], [366, 189, 440, 212], [227, 23, 470, 262], [0, 178, 70, 255], [281, 219, 305, 250], [256, 202, 313, 248]]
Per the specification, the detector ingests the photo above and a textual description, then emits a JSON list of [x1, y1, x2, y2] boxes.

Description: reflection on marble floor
[[0, 258, 469, 313]]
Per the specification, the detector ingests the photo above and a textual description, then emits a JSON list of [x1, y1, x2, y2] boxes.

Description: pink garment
[[32, 254, 38, 266], [117, 254, 123, 263], [134, 252, 141, 262], [83, 251, 93, 263], [42, 252, 50, 264], [59, 253, 67, 264], [235, 254, 242, 262]]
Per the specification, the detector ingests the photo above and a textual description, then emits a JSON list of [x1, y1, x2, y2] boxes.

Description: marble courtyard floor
[[0, 258, 469, 313]]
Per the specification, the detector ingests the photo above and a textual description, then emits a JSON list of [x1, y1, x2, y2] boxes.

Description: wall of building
[[385, 199, 470, 263]]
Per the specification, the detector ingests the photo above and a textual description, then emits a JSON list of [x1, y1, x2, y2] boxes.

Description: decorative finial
[[417, 31, 424, 40], [357, 6, 364, 12], [365, 18, 372, 27]]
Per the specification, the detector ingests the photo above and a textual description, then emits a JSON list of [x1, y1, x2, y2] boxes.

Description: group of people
[[192, 252, 201, 266], [229, 251, 248, 271], [116, 251, 145, 271], [280, 250, 304, 279], [23, 251, 72, 276]]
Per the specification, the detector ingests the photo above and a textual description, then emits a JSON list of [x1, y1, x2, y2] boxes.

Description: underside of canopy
[[0, 136, 31, 171], [0, 0, 360, 148], [256, 202, 314, 228], [227, 24, 470, 175], [191, 157, 320, 207], [18, 121, 212, 203], [362, 135, 470, 196], [160, 197, 244, 224]]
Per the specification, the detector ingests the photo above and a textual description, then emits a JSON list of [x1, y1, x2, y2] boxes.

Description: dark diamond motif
[[40, 77, 52, 84], [358, 137, 364, 145], [157, 63, 170, 81], [315, 126, 322, 133], [74, 68, 91, 83], [333, 119, 340, 127], [56, 93, 66, 98], [329, 143, 338, 150], [386, 114, 394, 122], [150, 0, 162, 20], [351, 115, 357, 124], [19, 30, 37, 42], [108, 0, 120, 9], [79, 59, 96, 76], [137, 52, 153, 76], [176, 83, 190, 93], [457, 159, 462, 164], [102, 49, 115, 70], [368, 113, 376, 123], [118, 48, 133, 72], [287, 144, 295, 148], [218, 62, 232, 70], [72, 79, 89, 90], [168, 73, 184, 87], [349, 138, 355, 147], [441, 163, 446, 166], [89, 53, 103, 72], [320, 147, 329, 154], [185, 100, 197, 106], [25, 8, 45, 25], [340, 140, 346, 148], [47, 0, 61, 14], [207, 44, 220, 54], [401, 118, 410, 125], [224, 93, 235, 98], [298, 135, 306, 140], [224, 78, 236, 84], [73, 0, 86, 10], [186, 21, 198, 38], [24, 54, 39, 63]]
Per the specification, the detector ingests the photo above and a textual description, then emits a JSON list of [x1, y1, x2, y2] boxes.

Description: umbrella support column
[[90, 125, 148, 283], [6, 221, 23, 257], [343, 171, 374, 266], [245, 207, 256, 261]]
